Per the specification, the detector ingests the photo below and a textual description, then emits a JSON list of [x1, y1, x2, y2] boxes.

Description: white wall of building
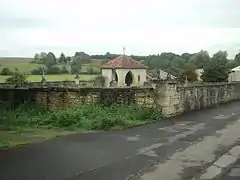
[[228, 66, 240, 82], [228, 71, 240, 82], [102, 68, 147, 87], [101, 69, 113, 87]]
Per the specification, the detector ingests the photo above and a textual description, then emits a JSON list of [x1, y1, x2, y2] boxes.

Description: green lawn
[[0, 74, 97, 83]]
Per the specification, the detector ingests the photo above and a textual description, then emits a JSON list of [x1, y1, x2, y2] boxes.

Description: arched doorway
[[115, 72, 118, 82], [125, 71, 133, 86], [112, 69, 118, 82]]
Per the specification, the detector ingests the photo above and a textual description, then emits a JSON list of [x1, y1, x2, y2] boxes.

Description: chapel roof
[[101, 55, 147, 69]]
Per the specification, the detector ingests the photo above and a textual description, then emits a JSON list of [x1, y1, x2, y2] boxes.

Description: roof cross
[[122, 46, 126, 55]]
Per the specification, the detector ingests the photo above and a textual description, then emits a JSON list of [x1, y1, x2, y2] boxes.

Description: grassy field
[[0, 57, 40, 73], [0, 74, 97, 83], [0, 57, 103, 82], [0, 57, 104, 74]]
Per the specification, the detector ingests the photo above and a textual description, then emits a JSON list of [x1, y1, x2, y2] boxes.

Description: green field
[[0, 57, 103, 82], [0, 57, 40, 73], [0, 57, 104, 74], [0, 74, 97, 83]]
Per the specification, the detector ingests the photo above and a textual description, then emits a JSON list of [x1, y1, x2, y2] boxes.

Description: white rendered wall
[[116, 69, 147, 87], [101, 69, 113, 87], [228, 71, 240, 82]]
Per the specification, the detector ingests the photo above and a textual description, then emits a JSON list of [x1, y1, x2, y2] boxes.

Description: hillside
[[0, 57, 103, 82], [0, 57, 33, 63]]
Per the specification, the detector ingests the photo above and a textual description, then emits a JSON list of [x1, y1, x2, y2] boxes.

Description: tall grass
[[0, 103, 162, 131]]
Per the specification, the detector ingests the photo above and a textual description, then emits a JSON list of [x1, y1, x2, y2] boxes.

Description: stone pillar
[[154, 80, 180, 117]]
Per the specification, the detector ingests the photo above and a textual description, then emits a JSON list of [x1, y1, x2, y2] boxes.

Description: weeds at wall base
[[0, 103, 162, 131]]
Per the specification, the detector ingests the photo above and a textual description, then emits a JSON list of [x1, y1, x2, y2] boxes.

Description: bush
[[71, 64, 81, 74], [0, 103, 162, 131], [61, 66, 69, 74], [47, 66, 62, 74], [94, 75, 106, 87], [31, 67, 45, 75], [1, 67, 13, 75], [5, 71, 28, 87]]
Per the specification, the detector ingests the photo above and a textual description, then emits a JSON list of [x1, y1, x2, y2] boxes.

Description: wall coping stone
[[0, 87, 153, 92]]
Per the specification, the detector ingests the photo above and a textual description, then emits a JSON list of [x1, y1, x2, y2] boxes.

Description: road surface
[[1, 101, 240, 180]]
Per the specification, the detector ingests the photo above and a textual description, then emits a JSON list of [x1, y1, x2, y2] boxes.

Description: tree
[[201, 51, 229, 82], [227, 60, 238, 69], [74, 51, 91, 64], [5, 71, 28, 87], [71, 64, 81, 74], [61, 66, 69, 74], [66, 56, 72, 64], [180, 63, 198, 82], [39, 52, 47, 59], [47, 66, 62, 74], [59, 53, 66, 64], [234, 51, 240, 65], [189, 50, 210, 68], [1, 67, 13, 75], [87, 67, 94, 74], [171, 57, 186, 69], [44, 52, 57, 67], [31, 67, 45, 75], [34, 53, 40, 61], [181, 53, 195, 62]]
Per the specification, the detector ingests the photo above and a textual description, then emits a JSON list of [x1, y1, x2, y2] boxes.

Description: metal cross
[[123, 46, 126, 55]]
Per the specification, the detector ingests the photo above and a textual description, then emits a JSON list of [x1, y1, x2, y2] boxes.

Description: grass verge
[[0, 127, 74, 148], [0, 103, 162, 148]]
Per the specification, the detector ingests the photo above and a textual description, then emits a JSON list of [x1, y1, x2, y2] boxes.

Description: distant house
[[158, 69, 176, 80], [228, 66, 240, 82], [147, 69, 176, 81]]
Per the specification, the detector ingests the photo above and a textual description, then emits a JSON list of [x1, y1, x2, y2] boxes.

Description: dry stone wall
[[0, 87, 155, 109], [1, 81, 240, 118], [154, 80, 240, 117]]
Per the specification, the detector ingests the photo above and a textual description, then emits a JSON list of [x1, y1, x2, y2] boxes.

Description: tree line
[[2, 49, 240, 83], [94, 50, 240, 82], [28, 50, 240, 82], [31, 51, 95, 75]]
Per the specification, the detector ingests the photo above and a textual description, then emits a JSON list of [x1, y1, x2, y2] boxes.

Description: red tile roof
[[102, 55, 147, 69]]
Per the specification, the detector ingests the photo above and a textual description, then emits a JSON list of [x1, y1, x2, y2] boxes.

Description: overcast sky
[[0, 0, 240, 58]]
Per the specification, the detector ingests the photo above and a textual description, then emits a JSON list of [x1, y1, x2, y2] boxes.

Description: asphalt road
[[1, 102, 240, 180]]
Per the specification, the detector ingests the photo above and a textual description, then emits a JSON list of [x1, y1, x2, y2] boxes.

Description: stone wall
[[154, 80, 240, 117], [0, 87, 155, 109], [1, 81, 240, 117], [0, 80, 95, 88]]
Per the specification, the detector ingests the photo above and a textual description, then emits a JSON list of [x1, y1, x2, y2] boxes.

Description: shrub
[[94, 75, 106, 87], [31, 67, 45, 75], [61, 66, 69, 74], [5, 71, 28, 87], [71, 64, 81, 74], [47, 66, 62, 74], [1, 67, 13, 75]]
